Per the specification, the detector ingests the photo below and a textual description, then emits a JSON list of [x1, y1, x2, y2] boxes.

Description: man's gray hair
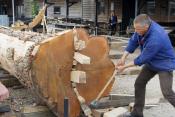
[[134, 14, 151, 26]]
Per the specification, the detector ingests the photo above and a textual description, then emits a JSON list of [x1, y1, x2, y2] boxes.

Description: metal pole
[[66, 0, 69, 22], [81, 0, 83, 24], [95, 0, 98, 35], [66, 0, 69, 29], [135, 0, 138, 17], [45, 0, 47, 16], [168, 1, 171, 23], [43, 1, 46, 33], [12, 0, 15, 25], [64, 97, 69, 117]]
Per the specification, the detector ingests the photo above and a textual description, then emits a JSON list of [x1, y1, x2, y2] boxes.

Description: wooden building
[[0, 0, 24, 26], [138, 0, 175, 23], [0, 0, 174, 30], [40, 0, 175, 31], [0, 0, 24, 18], [46, 0, 122, 23]]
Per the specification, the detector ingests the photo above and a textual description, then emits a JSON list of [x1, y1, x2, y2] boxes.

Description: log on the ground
[[0, 27, 115, 117], [21, 106, 56, 117], [11, 5, 47, 31], [103, 107, 128, 117]]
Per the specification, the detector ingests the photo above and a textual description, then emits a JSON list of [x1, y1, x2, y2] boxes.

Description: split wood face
[[0, 27, 115, 117]]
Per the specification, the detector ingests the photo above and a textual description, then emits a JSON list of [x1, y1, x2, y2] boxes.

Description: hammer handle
[[95, 70, 117, 101]]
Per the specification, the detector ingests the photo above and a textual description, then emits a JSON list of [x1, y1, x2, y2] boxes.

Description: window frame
[[54, 6, 61, 15]]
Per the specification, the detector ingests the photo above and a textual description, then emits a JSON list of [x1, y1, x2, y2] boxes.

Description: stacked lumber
[[11, 5, 47, 31]]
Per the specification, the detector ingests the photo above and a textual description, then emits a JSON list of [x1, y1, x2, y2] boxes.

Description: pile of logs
[[0, 27, 115, 117], [11, 5, 47, 31]]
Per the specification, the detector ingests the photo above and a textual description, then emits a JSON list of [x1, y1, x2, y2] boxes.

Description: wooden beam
[[109, 93, 134, 100], [103, 107, 128, 117], [21, 106, 55, 117], [73, 52, 91, 64], [92, 95, 134, 109], [71, 71, 86, 83]]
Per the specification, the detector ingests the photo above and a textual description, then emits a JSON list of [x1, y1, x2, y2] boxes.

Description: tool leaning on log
[[89, 70, 117, 109], [0, 26, 115, 117]]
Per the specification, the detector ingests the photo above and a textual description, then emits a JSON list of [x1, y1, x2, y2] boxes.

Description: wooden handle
[[95, 70, 117, 101]]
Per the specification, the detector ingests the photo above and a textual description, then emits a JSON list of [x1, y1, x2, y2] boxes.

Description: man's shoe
[[123, 112, 143, 117]]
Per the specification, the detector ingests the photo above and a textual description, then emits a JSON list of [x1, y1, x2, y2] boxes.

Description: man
[[116, 14, 175, 117], [0, 82, 9, 101]]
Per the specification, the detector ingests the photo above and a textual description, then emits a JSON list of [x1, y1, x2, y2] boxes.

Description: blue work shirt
[[111, 16, 117, 25], [125, 21, 175, 71]]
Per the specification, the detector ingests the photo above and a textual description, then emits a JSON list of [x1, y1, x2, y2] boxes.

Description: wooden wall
[[82, 0, 96, 21], [23, 0, 43, 18], [69, 2, 81, 18], [139, 0, 175, 23], [82, 0, 123, 23], [114, 0, 122, 22], [22, 0, 174, 23], [47, 0, 82, 18], [23, 0, 33, 18], [47, 0, 65, 18]]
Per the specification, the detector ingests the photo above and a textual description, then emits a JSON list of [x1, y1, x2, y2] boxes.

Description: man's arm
[[117, 41, 160, 73], [117, 33, 139, 66], [117, 51, 130, 66], [125, 33, 139, 53], [116, 61, 135, 73]]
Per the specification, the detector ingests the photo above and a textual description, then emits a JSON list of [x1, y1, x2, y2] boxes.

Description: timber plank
[[21, 106, 55, 117]]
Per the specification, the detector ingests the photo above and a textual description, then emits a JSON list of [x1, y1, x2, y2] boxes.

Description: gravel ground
[[0, 66, 174, 117], [111, 72, 175, 117], [0, 87, 36, 117]]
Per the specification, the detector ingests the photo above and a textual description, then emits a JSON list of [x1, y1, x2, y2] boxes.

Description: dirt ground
[[0, 86, 36, 117], [1, 73, 174, 117], [111, 73, 175, 117], [0, 66, 174, 117], [110, 39, 175, 117]]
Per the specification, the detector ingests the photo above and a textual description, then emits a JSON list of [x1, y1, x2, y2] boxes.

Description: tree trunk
[[0, 27, 115, 117]]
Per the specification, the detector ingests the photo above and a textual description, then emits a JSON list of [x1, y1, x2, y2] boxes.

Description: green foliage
[[31, 0, 39, 17]]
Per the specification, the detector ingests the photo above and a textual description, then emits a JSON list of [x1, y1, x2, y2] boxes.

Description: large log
[[0, 27, 115, 117]]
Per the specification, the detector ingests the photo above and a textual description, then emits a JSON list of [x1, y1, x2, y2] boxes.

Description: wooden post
[[12, 0, 15, 25], [64, 97, 69, 117], [95, 0, 98, 35]]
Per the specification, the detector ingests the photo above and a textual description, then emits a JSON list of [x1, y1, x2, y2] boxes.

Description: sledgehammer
[[73, 85, 93, 116], [89, 70, 117, 108]]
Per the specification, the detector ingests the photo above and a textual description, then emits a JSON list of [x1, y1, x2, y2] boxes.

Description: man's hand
[[0, 82, 9, 101], [116, 65, 126, 73], [116, 61, 136, 73], [117, 58, 125, 66], [117, 51, 129, 66]]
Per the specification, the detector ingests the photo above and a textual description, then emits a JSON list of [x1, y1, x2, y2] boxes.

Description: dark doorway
[[121, 0, 136, 34]]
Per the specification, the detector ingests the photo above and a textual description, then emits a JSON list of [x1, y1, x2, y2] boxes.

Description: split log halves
[[0, 27, 115, 117]]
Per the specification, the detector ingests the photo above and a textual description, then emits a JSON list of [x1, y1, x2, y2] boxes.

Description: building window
[[169, 1, 175, 16], [147, 0, 155, 15], [54, 6, 61, 15]]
